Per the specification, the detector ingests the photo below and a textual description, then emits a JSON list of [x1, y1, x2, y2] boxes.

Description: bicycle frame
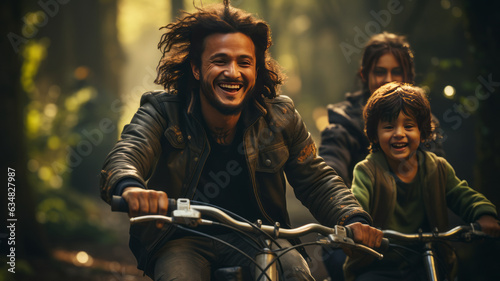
[[422, 242, 438, 281]]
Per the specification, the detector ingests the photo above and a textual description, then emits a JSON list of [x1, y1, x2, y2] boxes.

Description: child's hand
[[476, 215, 500, 237]]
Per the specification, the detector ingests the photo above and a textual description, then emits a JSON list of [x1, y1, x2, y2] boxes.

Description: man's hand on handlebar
[[344, 222, 384, 257], [122, 187, 169, 228]]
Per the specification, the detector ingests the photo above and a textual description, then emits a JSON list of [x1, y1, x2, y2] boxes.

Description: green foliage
[[0, 259, 33, 280], [21, 38, 118, 247], [36, 189, 118, 244]]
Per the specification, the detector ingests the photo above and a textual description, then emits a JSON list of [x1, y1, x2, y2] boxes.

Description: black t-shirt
[[192, 125, 266, 234]]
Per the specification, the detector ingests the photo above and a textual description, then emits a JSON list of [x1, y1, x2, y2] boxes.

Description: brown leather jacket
[[100, 91, 372, 271]]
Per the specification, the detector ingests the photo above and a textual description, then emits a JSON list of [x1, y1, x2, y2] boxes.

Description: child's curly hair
[[363, 82, 432, 152]]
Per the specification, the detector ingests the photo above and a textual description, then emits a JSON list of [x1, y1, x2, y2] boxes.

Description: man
[[100, 2, 382, 280]]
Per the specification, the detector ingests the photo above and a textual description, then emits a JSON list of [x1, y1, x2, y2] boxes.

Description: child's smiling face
[[375, 111, 422, 166]]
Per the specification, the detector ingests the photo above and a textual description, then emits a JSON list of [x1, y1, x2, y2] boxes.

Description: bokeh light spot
[[76, 251, 89, 264], [47, 136, 61, 150], [74, 66, 90, 80], [441, 0, 451, 9], [452, 7, 463, 18], [443, 85, 456, 98], [44, 103, 58, 118], [38, 166, 52, 181]]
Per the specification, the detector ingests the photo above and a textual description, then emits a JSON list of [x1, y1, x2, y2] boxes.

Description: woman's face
[[368, 53, 404, 94]]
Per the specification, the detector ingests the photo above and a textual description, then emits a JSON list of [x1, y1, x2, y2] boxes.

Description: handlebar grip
[[344, 225, 353, 238], [471, 222, 482, 231], [379, 238, 390, 252], [111, 195, 177, 213], [111, 195, 129, 212], [344, 225, 390, 252]]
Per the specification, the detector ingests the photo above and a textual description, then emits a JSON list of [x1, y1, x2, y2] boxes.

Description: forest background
[[1, 0, 499, 280]]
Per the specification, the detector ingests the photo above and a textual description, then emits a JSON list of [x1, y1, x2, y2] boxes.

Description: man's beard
[[199, 74, 253, 116]]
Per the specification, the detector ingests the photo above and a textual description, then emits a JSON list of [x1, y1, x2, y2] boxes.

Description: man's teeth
[[220, 84, 241, 90]]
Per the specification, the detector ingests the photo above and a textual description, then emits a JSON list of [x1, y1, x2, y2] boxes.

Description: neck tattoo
[[212, 127, 233, 145]]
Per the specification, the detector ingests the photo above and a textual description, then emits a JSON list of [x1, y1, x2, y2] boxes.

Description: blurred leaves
[[15, 0, 123, 255], [35, 189, 117, 244], [21, 39, 47, 93], [20, 38, 116, 246], [0, 259, 33, 280]]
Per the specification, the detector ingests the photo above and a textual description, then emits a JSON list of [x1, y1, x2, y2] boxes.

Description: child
[[344, 82, 500, 281]]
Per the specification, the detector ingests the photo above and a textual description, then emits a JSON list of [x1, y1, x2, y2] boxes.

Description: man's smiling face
[[192, 32, 257, 115]]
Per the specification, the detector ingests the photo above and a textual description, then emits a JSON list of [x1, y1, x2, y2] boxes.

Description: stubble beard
[[199, 73, 253, 116]]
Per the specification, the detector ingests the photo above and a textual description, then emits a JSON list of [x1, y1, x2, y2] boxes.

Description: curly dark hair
[[358, 32, 415, 98], [154, 1, 283, 101], [363, 82, 432, 152]]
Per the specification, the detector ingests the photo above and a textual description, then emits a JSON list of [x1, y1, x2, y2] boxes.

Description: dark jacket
[[100, 91, 372, 271], [319, 90, 445, 187], [319, 91, 369, 187]]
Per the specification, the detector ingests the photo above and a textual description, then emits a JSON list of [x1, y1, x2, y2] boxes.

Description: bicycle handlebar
[[382, 223, 489, 243], [111, 196, 387, 259], [111, 195, 177, 213]]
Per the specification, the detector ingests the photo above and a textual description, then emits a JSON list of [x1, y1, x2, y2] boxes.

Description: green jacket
[[100, 91, 372, 272], [345, 150, 497, 280]]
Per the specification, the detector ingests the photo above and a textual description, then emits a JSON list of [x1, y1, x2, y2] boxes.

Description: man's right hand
[[122, 187, 169, 228], [344, 222, 383, 257]]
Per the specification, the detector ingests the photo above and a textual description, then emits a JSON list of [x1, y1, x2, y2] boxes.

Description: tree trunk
[[1, 0, 50, 262], [462, 0, 500, 211], [455, 1, 500, 280]]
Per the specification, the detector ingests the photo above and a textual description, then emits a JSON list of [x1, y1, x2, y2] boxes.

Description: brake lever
[[326, 225, 384, 260], [172, 198, 201, 227], [328, 225, 356, 247], [129, 198, 202, 227]]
